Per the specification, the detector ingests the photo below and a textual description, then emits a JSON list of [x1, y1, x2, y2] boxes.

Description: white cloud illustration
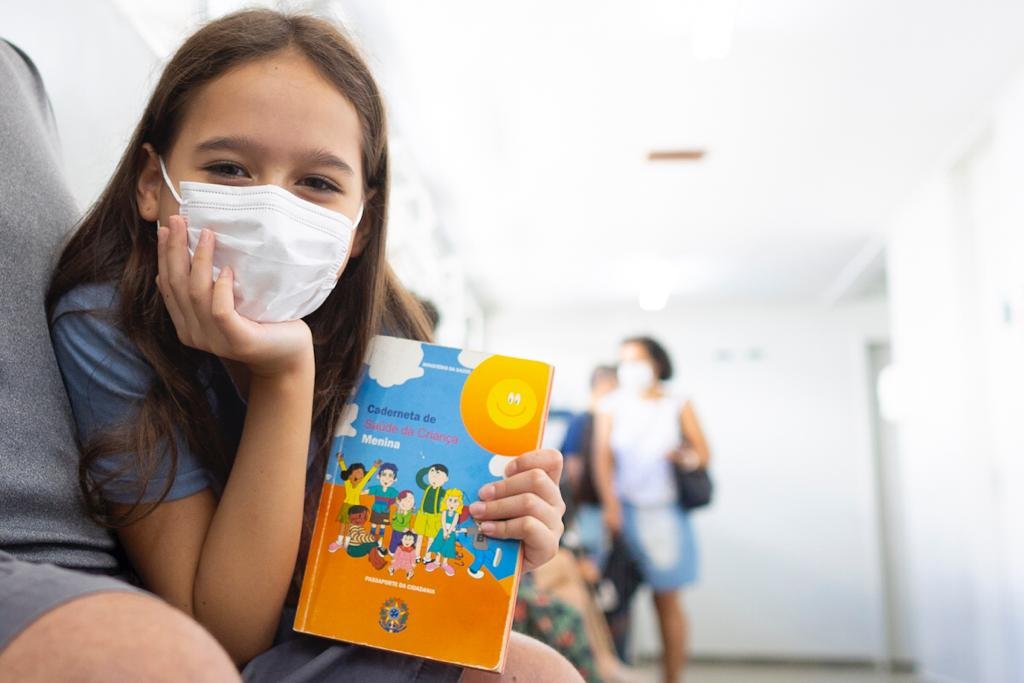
[[333, 402, 359, 437], [488, 454, 516, 478], [367, 336, 425, 388], [458, 349, 489, 370]]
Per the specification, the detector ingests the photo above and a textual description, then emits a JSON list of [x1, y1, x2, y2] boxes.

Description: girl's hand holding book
[[468, 448, 566, 572], [156, 215, 314, 377]]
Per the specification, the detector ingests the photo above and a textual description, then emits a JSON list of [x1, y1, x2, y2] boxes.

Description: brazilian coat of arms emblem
[[378, 597, 409, 634]]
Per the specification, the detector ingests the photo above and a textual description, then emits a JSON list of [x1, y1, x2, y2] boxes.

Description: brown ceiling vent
[[647, 149, 707, 162]]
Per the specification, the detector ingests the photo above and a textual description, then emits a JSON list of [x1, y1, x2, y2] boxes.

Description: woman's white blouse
[[599, 389, 688, 507]]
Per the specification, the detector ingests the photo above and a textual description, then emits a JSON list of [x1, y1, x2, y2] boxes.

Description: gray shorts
[[0, 551, 462, 681], [0, 550, 137, 652]]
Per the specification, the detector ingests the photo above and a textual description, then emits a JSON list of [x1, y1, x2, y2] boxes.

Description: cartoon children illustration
[[388, 490, 417, 554], [459, 516, 504, 580], [388, 531, 418, 579], [327, 456, 380, 553], [424, 489, 465, 577], [412, 463, 449, 563], [364, 463, 398, 540], [342, 505, 377, 556], [343, 505, 388, 570]]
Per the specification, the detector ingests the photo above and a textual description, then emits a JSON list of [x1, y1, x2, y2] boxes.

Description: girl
[[47, 10, 570, 681], [425, 489, 466, 577], [593, 337, 712, 683], [328, 456, 379, 552], [388, 531, 418, 580]]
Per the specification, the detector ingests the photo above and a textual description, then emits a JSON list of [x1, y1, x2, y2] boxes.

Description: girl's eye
[[300, 176, 341, 193], [205, 162, 249, 178]]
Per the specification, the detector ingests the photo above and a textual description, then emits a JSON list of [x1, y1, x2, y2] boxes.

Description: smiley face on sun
[[486, 379, 538, 430], [460, 355, 551, 456]]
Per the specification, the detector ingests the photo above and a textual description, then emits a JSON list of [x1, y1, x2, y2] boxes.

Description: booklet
[[295, 335, 554, 672]]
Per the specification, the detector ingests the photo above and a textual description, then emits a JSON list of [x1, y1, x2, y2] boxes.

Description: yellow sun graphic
[[460, 355, 551, 455]]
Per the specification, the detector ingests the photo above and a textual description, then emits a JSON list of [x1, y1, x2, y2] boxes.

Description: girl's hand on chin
[[156, 215, 313, 377], [468, 448, 566, 572]]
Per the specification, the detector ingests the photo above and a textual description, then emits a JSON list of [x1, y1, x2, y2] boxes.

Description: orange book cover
[[295, 335, 554, 672]]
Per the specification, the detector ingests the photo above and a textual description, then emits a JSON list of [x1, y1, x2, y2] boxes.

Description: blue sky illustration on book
[[325, 337, 520, 581]]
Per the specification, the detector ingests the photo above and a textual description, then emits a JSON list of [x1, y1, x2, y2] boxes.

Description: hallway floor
[[634, 661, 920, 683]]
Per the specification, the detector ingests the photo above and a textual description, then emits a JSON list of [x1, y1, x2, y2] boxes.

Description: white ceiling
[[342, 0, 1024, 310]]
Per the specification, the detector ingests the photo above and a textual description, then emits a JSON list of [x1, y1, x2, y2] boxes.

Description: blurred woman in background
[[593, 337, 711, 683]]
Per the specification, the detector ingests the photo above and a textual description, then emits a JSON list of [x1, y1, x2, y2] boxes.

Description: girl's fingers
[[478, 468, 564, 512], [165, 216, 202, 334], [187, 228, 215, 326], [478, 515, 558, 569], [156, 274, 187, 333], [469, 491, 563, 533], [504, 448, 563, 486], [156, 226, 189, 334], [210, 266, 247, 345]]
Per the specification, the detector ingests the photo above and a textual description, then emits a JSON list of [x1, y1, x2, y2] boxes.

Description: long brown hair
[[46, 10, 431, 586]]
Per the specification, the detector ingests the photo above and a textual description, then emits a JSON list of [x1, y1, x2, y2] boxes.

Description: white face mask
[[159, 157, 363, 323], [617, 360, 656, 394]]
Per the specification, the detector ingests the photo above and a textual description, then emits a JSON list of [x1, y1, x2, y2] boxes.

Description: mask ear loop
[[353, 203, 365, 230], [158, 156, 184, 206]]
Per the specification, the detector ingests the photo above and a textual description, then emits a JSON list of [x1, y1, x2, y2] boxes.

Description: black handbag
[[599, 533, 644, 660], [673, 414, 713, 509], [673, 464, 713, 510], [600, 533, 644, 618]]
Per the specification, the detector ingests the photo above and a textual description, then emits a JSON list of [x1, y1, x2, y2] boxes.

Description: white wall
[[3, 0, 163, 210], [487, 298, 891, 660], [885, 61, 1024, 683]]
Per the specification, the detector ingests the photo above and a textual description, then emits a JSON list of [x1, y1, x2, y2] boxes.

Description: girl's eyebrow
[[195, 136, 355, 176], [306, 148, 356, 177], [195, 135, 266, 156]]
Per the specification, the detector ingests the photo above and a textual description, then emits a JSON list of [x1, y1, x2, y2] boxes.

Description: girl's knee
[[461, 631, 583, 683]]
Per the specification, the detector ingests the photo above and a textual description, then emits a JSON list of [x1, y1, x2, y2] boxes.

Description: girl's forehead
[[176, 51, 363, 175]]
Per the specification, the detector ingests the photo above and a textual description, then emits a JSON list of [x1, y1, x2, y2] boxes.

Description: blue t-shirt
[[559, 410, 600, 505], [560, 411, 589, 457], [364, 483, 398, 514], [50, 282, 317, 504]]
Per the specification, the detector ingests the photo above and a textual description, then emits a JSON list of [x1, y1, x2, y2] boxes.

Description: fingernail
[[469, 501, 486, 516], [199, 228, 211, 245], [479, 522, 494, 535], [157, 226, 167, 243], [505, 459, 518, 476], [478, 484, 495, 501]]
